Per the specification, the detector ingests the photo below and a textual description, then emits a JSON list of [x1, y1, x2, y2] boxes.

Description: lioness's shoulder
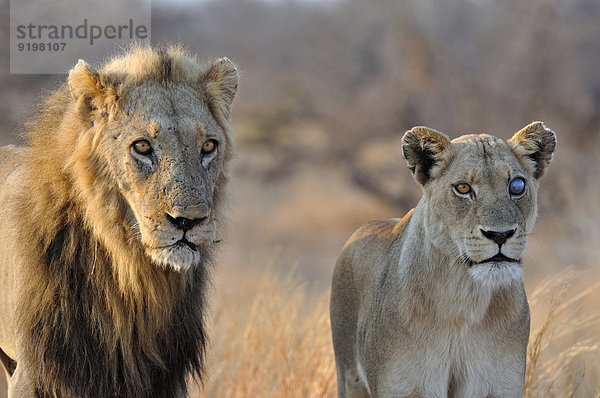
[[333, 210, 415, 294], [343, 208, 415, 253]]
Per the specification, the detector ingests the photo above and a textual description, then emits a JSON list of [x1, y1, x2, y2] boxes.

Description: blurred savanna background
[[1, 0, 599, 396]]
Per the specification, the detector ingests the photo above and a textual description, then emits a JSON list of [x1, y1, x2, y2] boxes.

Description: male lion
[[330, 123, 556, 398], [0, 45, 237, 397]]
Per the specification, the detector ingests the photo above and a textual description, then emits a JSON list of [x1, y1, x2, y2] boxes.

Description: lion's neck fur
[[384, 201, 525, 329], [16, 86, 210, 397]]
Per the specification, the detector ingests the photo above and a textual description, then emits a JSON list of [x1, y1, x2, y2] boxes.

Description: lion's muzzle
[[165, 213, 208, 231]]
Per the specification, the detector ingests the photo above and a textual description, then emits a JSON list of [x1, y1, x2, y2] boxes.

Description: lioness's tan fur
[[331, 123, 556, 398], [0, 45, 238, 397]]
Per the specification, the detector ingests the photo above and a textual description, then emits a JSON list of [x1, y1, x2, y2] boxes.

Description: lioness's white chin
[[468, 261, 522, 289], [147, 245, 201, 272]]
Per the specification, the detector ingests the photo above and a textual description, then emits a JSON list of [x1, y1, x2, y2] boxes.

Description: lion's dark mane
[[18, 187, 211, 397]]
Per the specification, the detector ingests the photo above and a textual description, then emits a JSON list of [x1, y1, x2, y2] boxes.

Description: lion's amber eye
[[455, 183, 472, 195], [202, 139, 217, 154], [133, 140, 153, 155]]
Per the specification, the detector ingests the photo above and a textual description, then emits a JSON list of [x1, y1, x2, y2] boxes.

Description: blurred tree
[[2, 0, 599, 205]]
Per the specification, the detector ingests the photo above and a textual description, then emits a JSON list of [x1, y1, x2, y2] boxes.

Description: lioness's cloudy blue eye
[[509, 177, 526, 196]]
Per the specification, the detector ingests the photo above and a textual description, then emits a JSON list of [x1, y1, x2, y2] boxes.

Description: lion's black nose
[[165, 214, 207, 231], [480, 228, 516, 247]]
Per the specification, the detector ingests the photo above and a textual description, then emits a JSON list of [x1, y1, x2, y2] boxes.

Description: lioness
[[0, 46, 237, 397], [330, 122, 556, 398]]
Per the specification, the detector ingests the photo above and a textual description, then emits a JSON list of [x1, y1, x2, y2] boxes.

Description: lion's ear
[[203, 57, 238, 120], [68, 60, 102, 105], [401, 126, 451, 185], [508, 121, 556, 179], [68, 60, 119, 121]]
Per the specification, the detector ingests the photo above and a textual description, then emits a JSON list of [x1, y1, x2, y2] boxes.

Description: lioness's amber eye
[[133, 140, 152, 155], [455, 183, 472, 195], [202, 139, 217, 154]]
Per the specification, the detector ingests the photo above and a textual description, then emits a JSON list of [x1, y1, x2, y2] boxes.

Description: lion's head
[[402, 122, 556, 288], [65, 46, 237, 272]]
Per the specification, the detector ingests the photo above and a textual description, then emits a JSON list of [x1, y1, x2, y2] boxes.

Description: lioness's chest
[[371, 325, 504, 396]]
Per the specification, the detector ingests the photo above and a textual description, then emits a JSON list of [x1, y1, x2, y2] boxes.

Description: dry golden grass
[[2, 269, 598, 398], [194, 269, 600, 398], [524, 270, 600, 397], [197, 270, 336, 398]]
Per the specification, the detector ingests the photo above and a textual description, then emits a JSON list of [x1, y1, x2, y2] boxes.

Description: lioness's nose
[[165, 213, 207, 231], [480, 228, 516, 247]]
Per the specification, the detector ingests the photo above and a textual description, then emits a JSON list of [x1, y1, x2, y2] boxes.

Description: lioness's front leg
[[453, 351, 525, 398]]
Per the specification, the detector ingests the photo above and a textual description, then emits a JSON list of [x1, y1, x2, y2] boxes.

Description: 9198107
[[18, 42, 67, 51]]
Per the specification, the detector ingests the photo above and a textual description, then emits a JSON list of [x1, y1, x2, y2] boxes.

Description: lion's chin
[[147, 245, 201, 272]]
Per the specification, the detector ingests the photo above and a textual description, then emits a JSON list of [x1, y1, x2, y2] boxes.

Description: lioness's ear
[[402, 126, 451, 185], [203, 57, 238, 120], [508, 121, 556, 179]]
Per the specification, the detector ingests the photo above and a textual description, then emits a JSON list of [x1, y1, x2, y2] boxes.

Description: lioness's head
[[66, 46, 237, 271], [402, 122, 556, 288]]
